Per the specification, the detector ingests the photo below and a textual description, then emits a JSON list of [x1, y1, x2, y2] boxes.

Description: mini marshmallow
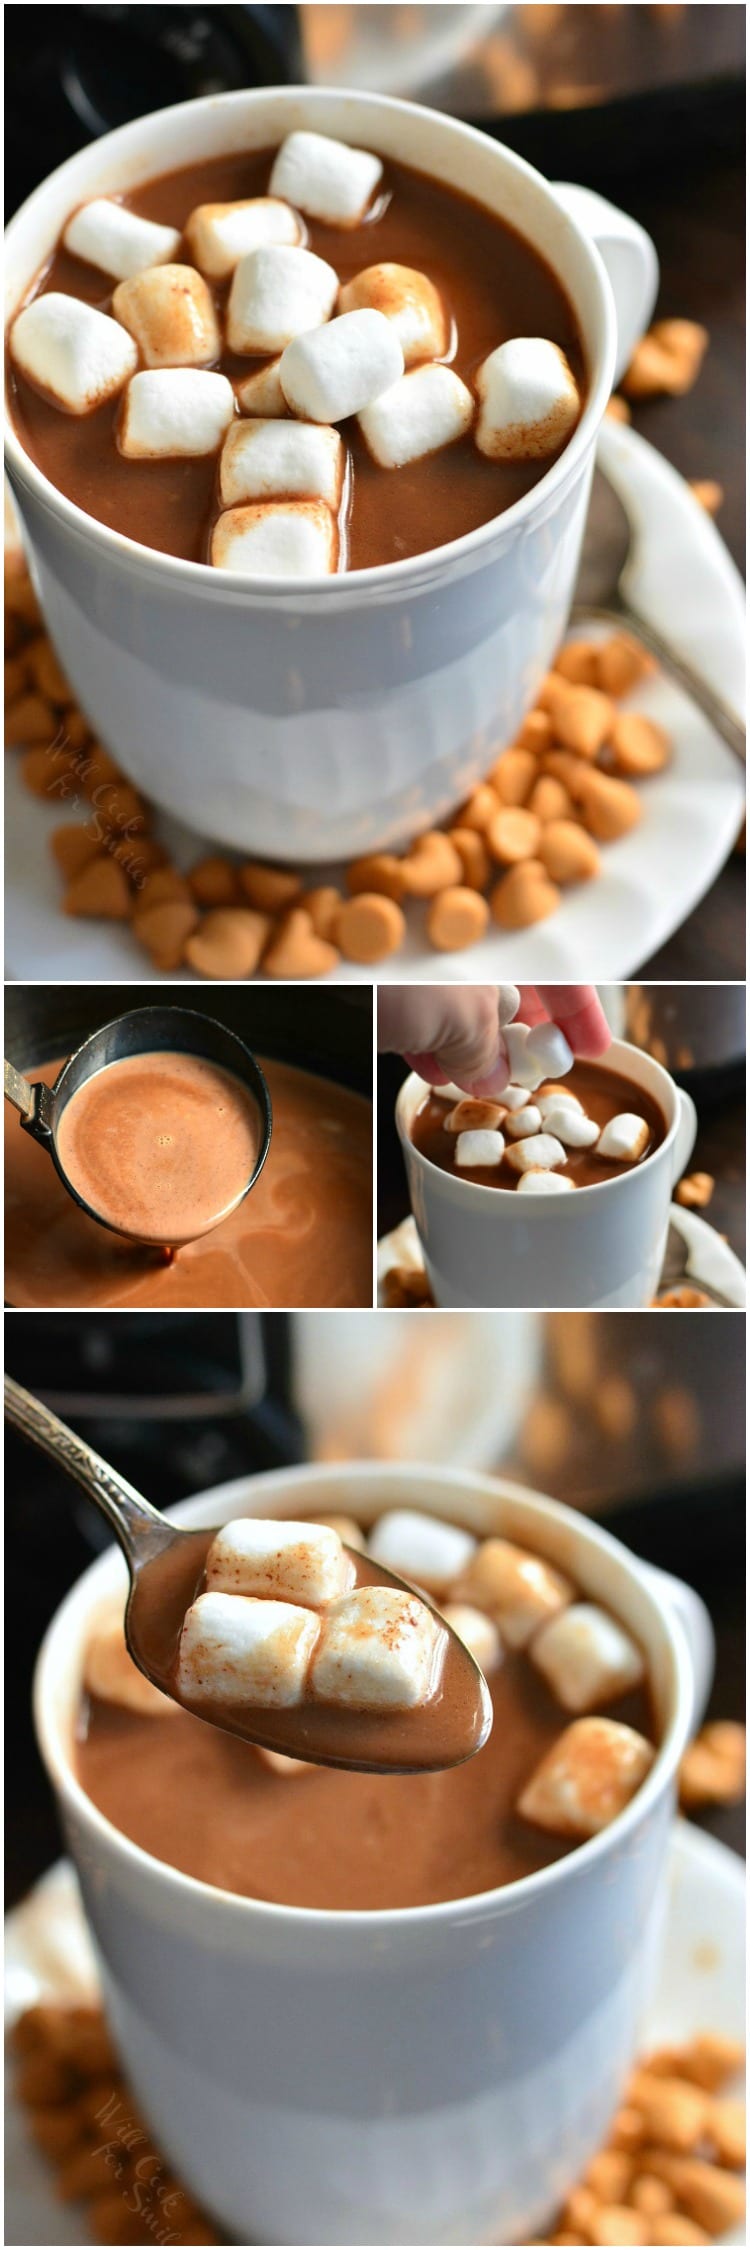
[[338, 262, 448, 366], [505, 1104, 542, 1139], [359, 363, 473, 469], [455, 1129, 505, 1169], [476, 337, 580, 462], [311, 1585, 444, 1711], [219, 418, 344, 508], [178, 1590, 319, 1707], [517, 1716, 654, 1837], [270, 129, 383, 230], [505, 1134, 566, 1174], [280, 308, 404, 424], [517, 1170, 575, 1196], [367, 1508, 476, 1593], [531, 1603, 645, 1713], [442, 1604, 503, 1676], [211, 502, 337, 578], [10, 293, 137, 414], [313, 1514, 366, 1550], [539, 1104, 599, 1150], [112, 265, 220, 369], [502, 1023, 545, 1091], [497, 985, 522, 1028], [205, 1518, 354, 1609], [596, 1114, 650, 1163], [227, 245, 338, 356], [524, 1024, 574, 1080], [502, 1083, 532, 1113], [537, 1090, 583, 1123], [185, 198, 304, 280], [458, 1538, 573, 1648], [84, 1611, 177, 1718], [118, 368, 234, 458], [64, 199, 181, 281], [235, 358, 288, 417], [442, 1099, 507, 1134]]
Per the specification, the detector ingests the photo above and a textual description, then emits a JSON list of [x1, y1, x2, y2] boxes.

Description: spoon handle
[[572, 599, 746, 766], [4, 1059, 36, 1119], [4, 1376, 166, 1563]]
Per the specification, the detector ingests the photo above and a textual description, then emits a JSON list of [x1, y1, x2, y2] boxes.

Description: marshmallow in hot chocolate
[[178, 1589, 320, 1707], [505, 1104, 542, 1140], [530, 1603, 645, 1713], [338, 261, 449, 365], [367, 1508, 476, 1593], [118, 369, 235, 460], [64, 198, 181, 280], [359, 363, 473, 470], [518, 1716, 654, 1838], [457, 1538, 573, 1648], [227, 243, 338, 355], [218, 419, 345, 509], [235, 358, 288, 417], [211, 501, 338, 577], [311, 1585, 445, 1710], [10, 294, 137, 414], [538, 1103, 599, 1150], [442, 1603, 503, 1676], [205, 1519, 354, 1609], [475, 337, 580, 461], [596, 1114, 651, 1163], [442, 1099, 507, 1134], [455, 1128, 505, 1170], [505, 1133, 566, 1175], [269, 129, 383, 229], [279, 307, 404, 424], [112, 264, 221, 368], [185, 196, 305, 279], [516, 1169, 575, 1195]]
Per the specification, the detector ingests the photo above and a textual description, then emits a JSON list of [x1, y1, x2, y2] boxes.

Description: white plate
[[5, 422, 745, 983], [378, 1202, 747, 1308], [5, 1828, 745, 2245]]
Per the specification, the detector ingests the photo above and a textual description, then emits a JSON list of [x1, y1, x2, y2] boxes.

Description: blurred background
[[5, 1305, 745, 1905], [378, 983, 747, 1272]]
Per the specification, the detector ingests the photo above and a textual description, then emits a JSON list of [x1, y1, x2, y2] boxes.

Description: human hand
[[378, 984, 611, 1096]]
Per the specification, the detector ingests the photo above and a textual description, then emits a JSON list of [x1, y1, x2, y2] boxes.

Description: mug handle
[[640, 1564, 715, 1735], [552, 183, 659, 384], [671, 1086, 698, 1189]]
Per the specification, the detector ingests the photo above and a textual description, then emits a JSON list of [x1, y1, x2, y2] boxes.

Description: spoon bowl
[[6, 1376, 492, 1774]]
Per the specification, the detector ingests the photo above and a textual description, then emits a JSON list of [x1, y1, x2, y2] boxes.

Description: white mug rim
[[396, 1036, 683, 1209], [4, 83, 616, 601], [34, 1460, 693, 1933]]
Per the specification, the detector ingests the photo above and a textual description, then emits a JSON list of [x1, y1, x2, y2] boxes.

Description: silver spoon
[[573, 465, 745, 765], [6, 1376, 491, 1775]]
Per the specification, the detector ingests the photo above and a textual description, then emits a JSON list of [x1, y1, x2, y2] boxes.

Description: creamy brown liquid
[[126, 1532, 490, 1775], [412, 1061, 666, 1191], [77, 1621, 654, 1910], [8, 151, 586, 571], [55, 1050, 260, 1244], [5, 1055, 371, 1307]]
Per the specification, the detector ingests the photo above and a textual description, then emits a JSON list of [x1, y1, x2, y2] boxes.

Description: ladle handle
[[3, 1062, 55, 1142], [4, 1376, 167, 1564]]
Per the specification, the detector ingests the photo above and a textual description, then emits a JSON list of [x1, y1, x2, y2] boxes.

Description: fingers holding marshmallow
[[112, 265, 220, 368], [359, 364, 473, 469], [269, 130, 383, 229], [211, 501, 338, 578], [338, 262, 449, 366], [118, 369, 234, 458], [518, 1716, 654, 1837], [205, 1518, 354, 1609], [10, 294, 137, 414], [63, 199, 181, 281], [530, 1603, 645, 1713], [185, 198, 305, 280], [219, 418, 344, 509], [227, 245, 338, 356], [476, 338, 581, 461], [178, 1590, 320, 1708], [280, 308, 403, 424]]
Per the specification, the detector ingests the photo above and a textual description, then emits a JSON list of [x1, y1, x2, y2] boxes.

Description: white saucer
[[5, 423, 745, 984], [4, 1826, 745, 2245], [378, 1202, 747, 1307]]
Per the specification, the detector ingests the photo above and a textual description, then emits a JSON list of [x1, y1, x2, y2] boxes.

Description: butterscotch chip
[[562, 2187, 599, 2236], [79, 746, 122, 793], [263, 906, 340, 978], [400, 831, 463, 897], [21, 745, 77, 796], [135, 866, 191, 912], [528, 775, 573, 824], [93, 782, 147, 834], [301, 885, 344, 940], [426, 885, 489, 951], [585, 2151, 633, 2203], [596, 634, 656, 700], [690, 480, 723, 515], [346, 853, 406, 901], [50, 824, 101, 883], [239, 862, 302, 913], [645, 2155, 745, 2233], [623, 322, 708, 399], [6, 690, 56, 743], [335, 892, 405, 963], [490, 858, 561, 928], [5, 574, 42, 624], [90, 2193, 162, 2246], [610, 714, 671, 776], [113, 835, 165, 880], [61, 708, 91, 751], [16, 2050, 79, 2107], [184, 906, 271, 980], [545, 680, 615, 759], [517, 708, 553, 754], [28, 2104, 89, 2159], [648, 2222, 710, 2245], [604, 393, 631, 423], [674, 1172, 714, 1210], [132, 899, 200, 970], [679, 1729, 746, 1810], [457, 783, 499, 832], [58, 2143, 132, 2201], [5, 653, 28, 703], [677, 2033, 745, 2091], [706, 2094, 746, 2168], [486, 805, 541, 864], [629, 2175, 675, 2216], [628, 2072, 709, 2153], [27, 636, 71, 703], [489, 747, 537, 804], [563, 764, 642, 842], [608, 2107, 646, 2154], [596, 1374, 636, 1440], [188, 855, 240, 907], [538, 821, 600, 883], [652, 1286, 714, 1309], [553, 639, 600, 688], [64, 857, 132, 920], [448, 826, 492, 891], [588, 2207, 649, 2245], [653, 1387, 700, 1459]]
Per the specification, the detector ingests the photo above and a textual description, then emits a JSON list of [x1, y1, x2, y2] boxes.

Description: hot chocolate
[[55, 1049, 260, 1244], [8, 147, 585, 573], [411, 1061, 666, 1192], [5, 1056, 371, 1308]]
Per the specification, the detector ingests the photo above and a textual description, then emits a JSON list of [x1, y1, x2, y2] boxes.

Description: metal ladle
[[6, 1377, 492, 1775], [3, 1004, 272, 1248]]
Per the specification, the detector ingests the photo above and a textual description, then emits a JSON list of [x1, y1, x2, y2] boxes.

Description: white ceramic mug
[[35, 1459, 711, 2246], [5, 90, 657, 862], [396, 1037, 698, 1308]]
